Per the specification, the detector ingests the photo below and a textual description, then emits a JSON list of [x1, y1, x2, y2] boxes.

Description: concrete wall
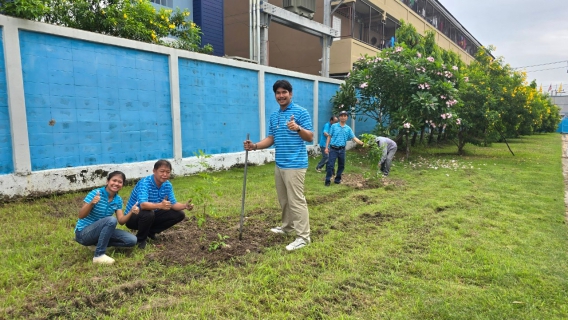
[[0, 26, 13, 175], [551, 96, 568, 116], [0, 14, 348, 198]]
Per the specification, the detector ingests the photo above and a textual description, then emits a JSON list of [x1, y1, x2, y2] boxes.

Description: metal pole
[[260, 13, 270, 66], [249, 0, 253, 60], [256, 0, 261, 63], [322, 0, 331, 77], [239, 133, 250, 240]]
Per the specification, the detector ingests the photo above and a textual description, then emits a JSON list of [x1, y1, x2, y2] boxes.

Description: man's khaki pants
[[274, 167, 310, 240]]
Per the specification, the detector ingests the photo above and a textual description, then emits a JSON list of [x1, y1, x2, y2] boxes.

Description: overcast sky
[[439, 0, 568, 92]]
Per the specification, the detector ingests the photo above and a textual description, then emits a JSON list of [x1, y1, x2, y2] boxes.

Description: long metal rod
[[256, 0, 261, 63], [249, 0, 253, 59], [239, 133, 250, 240]]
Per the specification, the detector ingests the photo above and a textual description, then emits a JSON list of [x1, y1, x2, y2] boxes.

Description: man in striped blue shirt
[[125, 159, 194, 249], [315, 115, 338, 173], [325, 110, 364, 186], [244, 80, 314, 251]]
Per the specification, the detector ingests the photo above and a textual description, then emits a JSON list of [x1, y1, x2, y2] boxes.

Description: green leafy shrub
[[0, 0, 213, 54]]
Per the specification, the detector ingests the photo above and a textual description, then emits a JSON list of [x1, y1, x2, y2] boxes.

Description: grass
[[2, 134, 568, 319]]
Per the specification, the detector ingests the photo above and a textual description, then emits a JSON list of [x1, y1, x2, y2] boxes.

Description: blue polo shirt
[[328, 123, 355, 147], [75, 187, 123, 232], [319, 122, 332, 147], [125, 175, 177, 214], [268, 102, 313, 169]]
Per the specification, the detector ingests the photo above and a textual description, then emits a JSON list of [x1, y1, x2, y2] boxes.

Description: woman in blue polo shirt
[[74, 171, 139, 265]]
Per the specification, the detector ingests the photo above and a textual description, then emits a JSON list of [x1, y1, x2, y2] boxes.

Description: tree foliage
[[0, 0, 213, 54], [331, 20, 560, 155]]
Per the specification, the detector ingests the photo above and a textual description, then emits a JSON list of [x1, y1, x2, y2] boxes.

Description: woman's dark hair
[[272, 80, 293, 93], [107, 171, 126, 182], [154, 159, 172, 170]]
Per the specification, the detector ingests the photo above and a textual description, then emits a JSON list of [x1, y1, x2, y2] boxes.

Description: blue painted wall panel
[[317, 82, 339, 141], [193, 0, 224, 56], [354, 114, 377, 135], [557, 118, 568, 133], [264, 74, 314, 146], [179, 58, 258, 157], [0, 27, 14, 174], [20, 31, 173, 171]]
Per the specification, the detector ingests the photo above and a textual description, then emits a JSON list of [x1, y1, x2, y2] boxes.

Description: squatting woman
[[74, 171, 139, 264]]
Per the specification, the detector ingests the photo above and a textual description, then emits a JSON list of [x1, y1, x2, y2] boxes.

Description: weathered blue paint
[[193, 0, 225, 56], [317, 81, 339, 139], [354, 114, 376, 135], [179, 58, 259, 156], [264, 73, 314, 145], [20, 31, 173, 171], [557, 117, 568, 133], [0, 27, 14, 175]]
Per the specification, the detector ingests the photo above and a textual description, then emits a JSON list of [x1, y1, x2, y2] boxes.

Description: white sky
[[439, 0, 568, 92]]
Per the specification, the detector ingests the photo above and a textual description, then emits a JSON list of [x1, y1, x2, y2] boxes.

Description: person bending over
[[375, 136, 397, 177]]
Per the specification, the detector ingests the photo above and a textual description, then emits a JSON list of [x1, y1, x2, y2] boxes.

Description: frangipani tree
[[332, 22, 464, 158]]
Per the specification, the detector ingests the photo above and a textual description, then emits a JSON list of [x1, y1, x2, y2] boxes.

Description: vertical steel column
[[321, 0, 331, 77]]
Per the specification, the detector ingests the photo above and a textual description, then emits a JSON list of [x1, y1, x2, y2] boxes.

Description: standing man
[[375, 136, 397, 177], [244, 80, 314, 251], [315, 115, 338, 173], [324, 110, 364, 186], [125, 159, 194, 249]]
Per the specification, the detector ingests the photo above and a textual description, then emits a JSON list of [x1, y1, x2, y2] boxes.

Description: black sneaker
[[148, 233, 157, 241], [325, 181, 330, 186], [334, 181, 341, 184], [137, 240, 147, 249]]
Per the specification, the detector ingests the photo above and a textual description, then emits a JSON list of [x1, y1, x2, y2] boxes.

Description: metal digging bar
[[239, 133, 250, 240]]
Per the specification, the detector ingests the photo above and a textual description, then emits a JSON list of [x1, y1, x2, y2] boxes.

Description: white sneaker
[[87, 245, 96, 252], [270, 226, 286, 234], [93, 254, 115, 265], [286, 237, 310, 251]]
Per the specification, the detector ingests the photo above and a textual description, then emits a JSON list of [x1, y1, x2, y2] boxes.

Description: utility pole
[[321, 0, 331, 77]]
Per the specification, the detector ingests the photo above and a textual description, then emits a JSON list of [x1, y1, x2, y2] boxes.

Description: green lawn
[[1, 134, 567, 319]]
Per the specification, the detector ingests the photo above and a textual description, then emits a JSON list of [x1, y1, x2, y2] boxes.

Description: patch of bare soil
[[339, 173, 406, 190], [147, 212, 288, 266], [45, 196, 84, 218]]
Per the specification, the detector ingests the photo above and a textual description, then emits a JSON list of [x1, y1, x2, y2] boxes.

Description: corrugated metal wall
[[193, 0, 225, 57]]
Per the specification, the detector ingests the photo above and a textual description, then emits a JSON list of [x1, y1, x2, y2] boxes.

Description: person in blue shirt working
[[125, 159, 194, 249], [75, 171, 139, 265], [244, 80, 314, 251], [324, 110, 364, 186], [315, 115, 338, 173]]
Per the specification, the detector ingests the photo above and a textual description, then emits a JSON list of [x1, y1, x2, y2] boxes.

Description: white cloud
[[439, 0, 568, 87]]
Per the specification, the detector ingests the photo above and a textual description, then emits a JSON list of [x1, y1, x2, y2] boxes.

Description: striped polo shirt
[[125, 175, 177, 214], [268, 102, 313, 169], [75, 187, 123, 232], [328, 123, 355, 147]]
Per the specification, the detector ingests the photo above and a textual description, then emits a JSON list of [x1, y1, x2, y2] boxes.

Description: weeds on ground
[[1, 134, 568, 319]]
